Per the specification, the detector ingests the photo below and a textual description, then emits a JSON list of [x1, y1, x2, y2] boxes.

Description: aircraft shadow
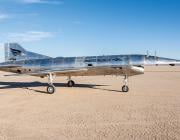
[[0, 81, 122, 94]]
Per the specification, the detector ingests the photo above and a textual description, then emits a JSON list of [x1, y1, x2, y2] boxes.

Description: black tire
[[67, 80, 75, 87], [122, 85, 129, 92], [47, 85, 55, 94]]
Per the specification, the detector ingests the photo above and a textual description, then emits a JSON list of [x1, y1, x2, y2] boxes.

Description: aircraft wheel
[[122, 85, 129, 92], [47, 85, 56, 94], [67, 80, 75, 87]]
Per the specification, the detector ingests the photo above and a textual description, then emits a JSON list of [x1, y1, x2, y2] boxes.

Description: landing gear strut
[[47, 73, 56, 94], [122, 75, 129, 92], [67, 76, 75, 87]]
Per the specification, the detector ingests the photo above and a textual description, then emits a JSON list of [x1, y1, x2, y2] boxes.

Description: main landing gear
[[47, 73, 56, 94], [46, 74, 75, 94], [122, 75, 129, 92], [47, 85, 56, 94], [67, 76, 75, 87]]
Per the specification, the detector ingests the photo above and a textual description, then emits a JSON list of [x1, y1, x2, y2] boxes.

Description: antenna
[[146, 50, 149, 57], [154, 51, 158, 66], [155, 51, 157, 60]]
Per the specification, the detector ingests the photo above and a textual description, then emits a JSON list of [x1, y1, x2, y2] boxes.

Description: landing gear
[[122, 75, 129, 92], [67, 80, 75, 87], [47, 85, 55, 94], [47, 73, 56, 94], [67, 76, 75, 87], [122, 85, 129, 92]]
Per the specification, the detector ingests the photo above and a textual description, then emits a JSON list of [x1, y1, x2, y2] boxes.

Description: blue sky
[[0, 0, 180, 61]]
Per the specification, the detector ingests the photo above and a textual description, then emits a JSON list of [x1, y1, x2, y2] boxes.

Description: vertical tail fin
[[5, 43, 51, 61], [5, 43, 26, 61]]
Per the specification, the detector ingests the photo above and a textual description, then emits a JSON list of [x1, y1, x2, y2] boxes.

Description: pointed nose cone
[[157, 57, 180, 66]]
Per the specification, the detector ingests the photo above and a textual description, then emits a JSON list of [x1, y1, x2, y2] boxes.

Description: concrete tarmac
[[0, 66, 180, 140]]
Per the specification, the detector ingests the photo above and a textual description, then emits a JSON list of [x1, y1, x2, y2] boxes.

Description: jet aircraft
[[0, 43, 179, 94]]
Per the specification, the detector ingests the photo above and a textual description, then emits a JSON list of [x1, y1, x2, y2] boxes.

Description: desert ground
[[0, 66, 180, 140]]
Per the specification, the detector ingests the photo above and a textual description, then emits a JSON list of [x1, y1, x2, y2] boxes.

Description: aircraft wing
[[3, 66, 145, 77], [0, 65, 21, 69], [4, 68, 88, 77]]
